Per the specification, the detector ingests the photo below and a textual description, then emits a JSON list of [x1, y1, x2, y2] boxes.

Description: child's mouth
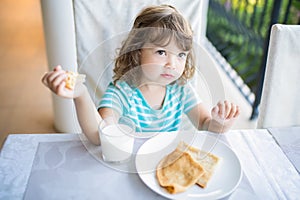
[[161, 73, 174, 79]]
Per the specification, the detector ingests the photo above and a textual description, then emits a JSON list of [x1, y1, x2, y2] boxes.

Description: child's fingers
[[52, 73, 68, 91], [233, 106, 240, 118], [56, 81, 69, 96], [42, 67, 64, 86], [41, 72, 50, 86], [46, 70, 65, 86], [56, 80, 65, 93], [224, 100, 231, 118], [225, 103, 235, 118], [217, 101, 225, 118], [53, 65, 62, 71], [211, 105, 219, 118], [214, 101, 241, 119], [42, 65, 62, 79], [42, 71, 68, 95]]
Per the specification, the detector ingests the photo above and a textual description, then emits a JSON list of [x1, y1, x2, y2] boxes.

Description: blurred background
[[0, 0, 55, 148], [206, 0, 300, 119]]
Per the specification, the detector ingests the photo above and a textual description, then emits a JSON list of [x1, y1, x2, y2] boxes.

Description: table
[[1, 129, 300, 199], [268, 126, 300, 174]]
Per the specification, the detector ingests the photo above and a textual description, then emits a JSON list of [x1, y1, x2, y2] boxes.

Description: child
[[42, 5, 240, 145]]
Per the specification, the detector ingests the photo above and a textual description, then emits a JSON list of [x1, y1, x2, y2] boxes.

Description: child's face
[[139, 39, 188, 86]]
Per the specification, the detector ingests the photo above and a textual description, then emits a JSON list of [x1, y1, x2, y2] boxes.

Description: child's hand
[[41, 65, 85, 99], [209, 101, 240, 133]]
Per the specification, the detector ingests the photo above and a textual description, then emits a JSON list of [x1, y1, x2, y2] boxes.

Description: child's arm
[[42, 65, 101, 145], [98, 107, 120, 120], [74, 88, 101, 145], [187, 101, 240, 133]]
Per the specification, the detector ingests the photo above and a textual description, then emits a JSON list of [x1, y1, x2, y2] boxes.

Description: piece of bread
[[65, 71, 85, 90], [178, 141, 220, 188], [156, 149, 205, 194]]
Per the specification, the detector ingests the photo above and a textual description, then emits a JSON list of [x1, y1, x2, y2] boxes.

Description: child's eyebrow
[[143, 43, 189, 53]]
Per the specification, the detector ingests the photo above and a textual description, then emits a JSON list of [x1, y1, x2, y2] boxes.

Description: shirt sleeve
[[183, 83, 202, 113], [98, 82, 123, 114]]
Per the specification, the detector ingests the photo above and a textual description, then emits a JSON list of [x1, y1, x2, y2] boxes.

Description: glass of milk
[[98, 116, 135, 163]]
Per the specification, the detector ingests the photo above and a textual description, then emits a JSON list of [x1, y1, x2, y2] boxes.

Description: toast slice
[[65, 71, 86, 90], [178, 141, 220, 188], [156, 149, 205, 194]]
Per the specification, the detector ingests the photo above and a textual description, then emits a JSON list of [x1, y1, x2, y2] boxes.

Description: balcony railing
[[206, 0, 300, 119]]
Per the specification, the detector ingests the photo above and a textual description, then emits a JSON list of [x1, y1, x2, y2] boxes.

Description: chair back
[[257, 24, 300, 128]]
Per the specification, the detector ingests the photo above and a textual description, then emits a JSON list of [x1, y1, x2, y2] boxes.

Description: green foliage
[[207, 0, 299, 91]]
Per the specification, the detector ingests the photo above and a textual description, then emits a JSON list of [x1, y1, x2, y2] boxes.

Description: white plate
[[135, 131, 242, 200]]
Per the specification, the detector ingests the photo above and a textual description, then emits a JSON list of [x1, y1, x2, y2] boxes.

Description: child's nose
[[164, 55, 176, 69]]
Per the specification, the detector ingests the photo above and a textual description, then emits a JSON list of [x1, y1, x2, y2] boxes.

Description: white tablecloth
[[268, 126, 300, 174], [1, 130, 300, 200]]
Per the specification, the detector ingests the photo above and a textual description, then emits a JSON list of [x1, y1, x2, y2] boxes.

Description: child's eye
[[156, 50, 166, 56], [178, 52, 187, 58]]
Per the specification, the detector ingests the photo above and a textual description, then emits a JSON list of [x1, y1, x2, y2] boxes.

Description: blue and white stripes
[[99, 81, 201, 132]]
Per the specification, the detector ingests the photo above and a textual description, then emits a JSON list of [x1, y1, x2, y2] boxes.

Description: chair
[[40, 0, 224, 132], [257, 24, 300, 128]]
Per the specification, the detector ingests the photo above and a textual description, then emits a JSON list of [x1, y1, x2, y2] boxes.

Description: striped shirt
[[98, 81, 201, 132]]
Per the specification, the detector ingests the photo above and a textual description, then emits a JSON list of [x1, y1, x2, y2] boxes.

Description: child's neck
[[138, 83, 166, 110]]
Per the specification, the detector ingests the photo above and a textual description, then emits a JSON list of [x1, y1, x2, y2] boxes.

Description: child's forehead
[[142, 43, 159, 48], [142, 41, 189, 52]]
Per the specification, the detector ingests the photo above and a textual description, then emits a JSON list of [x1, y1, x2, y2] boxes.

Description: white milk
[[100, 124, 134, 163]]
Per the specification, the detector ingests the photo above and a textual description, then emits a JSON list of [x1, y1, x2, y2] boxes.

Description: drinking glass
[[98, 116, 135, 163]]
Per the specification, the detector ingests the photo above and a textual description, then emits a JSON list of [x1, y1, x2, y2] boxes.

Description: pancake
[[156, 149, 205, 194], [178, 141, 220, 188]]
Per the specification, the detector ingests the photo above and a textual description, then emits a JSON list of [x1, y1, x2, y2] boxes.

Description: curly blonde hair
[[113, 5, 195, 85]]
